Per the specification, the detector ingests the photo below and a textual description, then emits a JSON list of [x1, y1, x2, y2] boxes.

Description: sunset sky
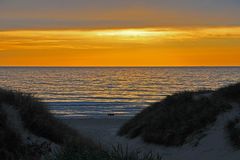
[[1, 0, 240, 66]]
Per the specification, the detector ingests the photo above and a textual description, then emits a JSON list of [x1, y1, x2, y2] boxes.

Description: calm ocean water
[[0, 67, 240, 118]]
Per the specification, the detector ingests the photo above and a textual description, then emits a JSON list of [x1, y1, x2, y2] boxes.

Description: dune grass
[[0, 88, 94, 147], [51, 143, 162, 160], [0, 88, 162, 160], [0, 107, 24, 160], [1, 82, 239, 159], [118, 89, 232, 146], [226, 118, 240, 148], [0, 88, 97, 159], [214, 83, 240, 102], [214, 83, 240, 148]]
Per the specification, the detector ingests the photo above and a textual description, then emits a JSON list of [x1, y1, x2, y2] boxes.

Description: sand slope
[[63, 103, 240, 160]]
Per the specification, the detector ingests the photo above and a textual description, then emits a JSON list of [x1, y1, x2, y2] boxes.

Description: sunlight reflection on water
[[0, 67, 240, 118]]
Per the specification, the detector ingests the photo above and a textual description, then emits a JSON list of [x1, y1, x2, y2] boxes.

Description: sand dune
[[63, 103, 240, 160]]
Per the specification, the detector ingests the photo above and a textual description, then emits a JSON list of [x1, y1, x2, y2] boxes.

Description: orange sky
[[0, 27, 240, 66], [1, 0, 240, 66]]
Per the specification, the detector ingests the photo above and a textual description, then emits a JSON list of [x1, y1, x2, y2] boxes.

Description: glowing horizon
[[1, 26, 240, 66]]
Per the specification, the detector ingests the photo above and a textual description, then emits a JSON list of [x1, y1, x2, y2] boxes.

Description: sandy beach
[[61, 118, 132, 149], [61, 118, 167, 155], [62, 107, 240, 160]]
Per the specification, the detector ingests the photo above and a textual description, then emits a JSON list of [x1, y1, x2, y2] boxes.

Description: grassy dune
[[1, 83, 240, 160], [119, 83, 240, 147], [0, 88, 97, 160], [0, 88, 161, 160]]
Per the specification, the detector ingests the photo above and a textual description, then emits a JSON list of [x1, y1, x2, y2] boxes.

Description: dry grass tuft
[[119, 87, 234, 146]]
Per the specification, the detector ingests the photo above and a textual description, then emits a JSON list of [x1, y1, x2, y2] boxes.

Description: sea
[[0, 67, 239, 118]]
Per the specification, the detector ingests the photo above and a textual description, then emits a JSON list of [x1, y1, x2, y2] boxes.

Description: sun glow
[[0, 27, 240, 66], [95, 29, 161, 37]]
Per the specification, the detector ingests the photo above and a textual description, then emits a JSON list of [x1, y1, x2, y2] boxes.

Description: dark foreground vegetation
[[119, 83, 240, 146], [226, 118, 240, 148], [0, 88, 96, 160], [214, 82, 240, 102], [52, 144, 162, 160], [0, 88, 161, 160], [1, 82, 240, 159]]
